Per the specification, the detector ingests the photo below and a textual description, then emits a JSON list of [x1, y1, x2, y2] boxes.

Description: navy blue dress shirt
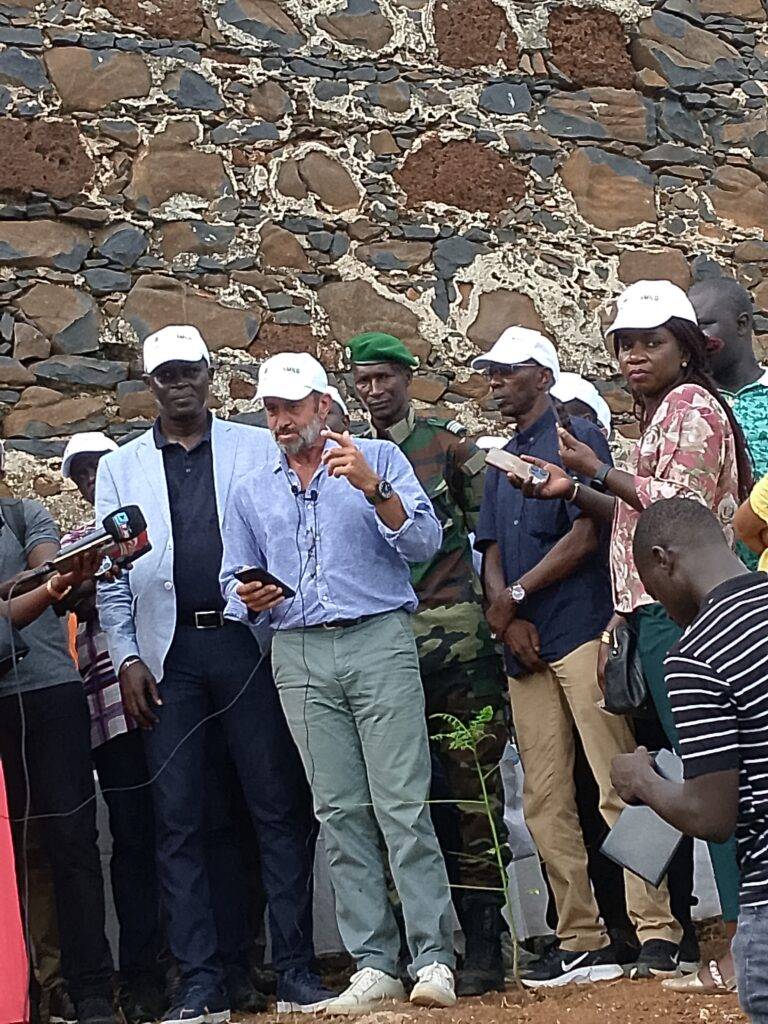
[[475, 406, 614, 677], [154, 417, 225, 617]]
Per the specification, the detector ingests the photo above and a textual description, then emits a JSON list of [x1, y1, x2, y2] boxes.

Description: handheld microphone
[[13, 507, 151, 594]]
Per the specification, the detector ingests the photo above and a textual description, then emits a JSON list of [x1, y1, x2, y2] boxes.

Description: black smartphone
[[234, 566, 295, 600]]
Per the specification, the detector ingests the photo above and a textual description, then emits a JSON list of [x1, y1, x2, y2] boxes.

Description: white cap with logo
[[325, 385, 349, 417], [551, 372, 612, 433], [257, 352, 329, 402], [606, 280, 698, 337], [143, 325, 211, 374], [62, 431, 119, 479], [471, 326, 560, 383]]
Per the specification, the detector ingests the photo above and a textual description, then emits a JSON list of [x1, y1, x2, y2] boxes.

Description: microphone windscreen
[[102, 505, 146, 541]]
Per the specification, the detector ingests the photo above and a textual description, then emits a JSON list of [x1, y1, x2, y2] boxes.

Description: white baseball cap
[[552, 372, 612, 433], [471, 326, 560, 383], [62, 432, 118, 479], [606, 280, 697, 337], [257, 352, 329, 401], [143, 325, 211, 374], [325, 385, 349, 417]]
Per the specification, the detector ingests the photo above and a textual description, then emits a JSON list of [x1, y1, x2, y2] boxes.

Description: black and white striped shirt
[[666, 572, 768, 909]]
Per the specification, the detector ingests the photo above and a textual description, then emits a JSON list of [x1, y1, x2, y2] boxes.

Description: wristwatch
[[591, 462, 612, 493], [507, 583, 526, 604], [367, 478, 394, 505]]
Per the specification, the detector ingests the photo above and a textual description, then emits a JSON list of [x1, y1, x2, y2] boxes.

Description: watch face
[[378, 479, 393, 500], [511, 585, 526, 602]]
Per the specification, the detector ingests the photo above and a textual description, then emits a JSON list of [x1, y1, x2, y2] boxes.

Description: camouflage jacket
[[381, 408, 499, 687]]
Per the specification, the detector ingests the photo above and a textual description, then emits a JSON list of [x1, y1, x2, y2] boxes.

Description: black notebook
[[600, 750, 684, 888]]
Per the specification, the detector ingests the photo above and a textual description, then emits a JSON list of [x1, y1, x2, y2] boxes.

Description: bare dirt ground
[[234, 924, 746, 1024]]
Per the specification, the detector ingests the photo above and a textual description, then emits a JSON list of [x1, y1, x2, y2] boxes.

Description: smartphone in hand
[[234, 566, 296, 600]]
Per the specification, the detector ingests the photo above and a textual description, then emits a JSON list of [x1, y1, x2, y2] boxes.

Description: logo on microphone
[[113, 509, 131, 540]]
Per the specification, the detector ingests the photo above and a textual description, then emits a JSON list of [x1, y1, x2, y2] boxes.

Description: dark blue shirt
[[475, 406, 614, 677], [154, 417, 224, 617]]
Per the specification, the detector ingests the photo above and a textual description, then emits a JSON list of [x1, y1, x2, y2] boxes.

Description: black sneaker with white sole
[[521, 944, 624, 989], [161, 987, 230, 1024], [630, 940, 680, 979]]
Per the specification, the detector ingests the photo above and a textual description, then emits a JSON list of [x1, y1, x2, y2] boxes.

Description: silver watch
[[508, 583, 526, 604]]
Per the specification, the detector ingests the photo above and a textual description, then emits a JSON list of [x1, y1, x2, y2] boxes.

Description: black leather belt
[[177, 610, 226, 629], [307, 613, 379, 631]]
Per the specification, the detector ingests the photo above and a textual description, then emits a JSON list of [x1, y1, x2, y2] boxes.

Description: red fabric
[[0, 763, 27, 1023]]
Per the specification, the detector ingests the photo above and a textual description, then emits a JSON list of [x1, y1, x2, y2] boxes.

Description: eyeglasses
[[482, 361, 539, 380], [150, 363, 207, 386]]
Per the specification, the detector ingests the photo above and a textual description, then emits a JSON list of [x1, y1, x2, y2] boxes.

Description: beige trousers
[[508, 637, 682, 952]]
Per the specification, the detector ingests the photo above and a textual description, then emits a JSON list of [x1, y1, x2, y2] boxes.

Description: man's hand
[[558, 428, 601, 478], [119, 659, 162, 729], [321, 430, 381, 497], [515, 457, 575, 501], [236, 579, 284, 613], [504, 619, 547, 673], [486, 591, 516, 637], [611, 746, 657, 806], [55, 549, 104, 591]]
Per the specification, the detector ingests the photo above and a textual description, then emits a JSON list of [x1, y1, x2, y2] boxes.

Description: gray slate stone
[[219, 0, 305, 49], [0, 47, 49, 90], [82, 268, 132, 293], [166, 70, 224, 111], [96, 225, 148, 268], [34, 355, 128, 388], [433, 236, 486, 278], [478, 82, 532, 116], [659, 98, 705, 146], [0, 28, 44, 47]]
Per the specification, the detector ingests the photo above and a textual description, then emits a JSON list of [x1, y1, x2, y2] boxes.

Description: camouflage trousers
[[423, 663, 508, 896]]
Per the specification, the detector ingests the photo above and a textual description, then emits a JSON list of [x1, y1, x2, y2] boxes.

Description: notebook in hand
[[600, 749, 684, 888]]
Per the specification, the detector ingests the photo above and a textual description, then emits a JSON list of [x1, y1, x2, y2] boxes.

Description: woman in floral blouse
[[511, 280, 752, 992]]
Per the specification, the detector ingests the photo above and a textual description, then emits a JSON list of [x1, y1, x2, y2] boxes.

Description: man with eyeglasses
[[473, 327, 681, 988], [95, 326, 331, 1024]]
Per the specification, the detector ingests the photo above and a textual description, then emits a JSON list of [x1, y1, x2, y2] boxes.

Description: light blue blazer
[[95, 416, 274, 684]]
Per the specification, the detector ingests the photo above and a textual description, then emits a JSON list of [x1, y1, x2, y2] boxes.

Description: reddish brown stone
[[369, 130, 399, 156], [229, 375, 257, 400], [560, 147, 656, 230], [357, 240, 432, 271], [156, 222, 235, 259], [0, 119, 94, 199], [318, 279, 430, 363], [15, 282, 101, 354], [410, 374, 447, 403], [433, 0, 517, 69], [249, 323, 319, 358], [700, 0, 765, 17], [246, 80, 292, 121], [0, 221, 91, 271], [13, 323, 50, 363], [394, 139, 526, 218], [317, 5, 393, 50], [34, 476, 63, 498], [4, 393, 106, 438], [704, 166, 768, 233], [259, 222, 310, 270], [123, 275, 262, 351], [467, 290, 545, 350], [119, 388, 158, 420], [44, 48, 151, 113], [126, 121, 231, 211], [276, 152, 360, 213], [87, 0, 205, 39], [0, 357, 35, 388], [618, 248, 691, 291], [548, 5, 634, 89], [452, 373, 489, 400]]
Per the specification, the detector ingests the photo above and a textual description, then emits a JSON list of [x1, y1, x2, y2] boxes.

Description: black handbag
[[602, 620, 651, 717], [0, 614, 29, 681]]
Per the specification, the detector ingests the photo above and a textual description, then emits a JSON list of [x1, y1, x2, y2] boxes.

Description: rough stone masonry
[[0, 0, 766, 522]]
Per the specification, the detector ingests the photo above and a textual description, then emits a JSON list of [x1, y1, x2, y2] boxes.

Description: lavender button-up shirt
[[220, 437, 442, 631]]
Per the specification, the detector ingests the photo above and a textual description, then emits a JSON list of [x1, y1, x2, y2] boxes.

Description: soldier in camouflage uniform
[[347, 331, 508, 996]]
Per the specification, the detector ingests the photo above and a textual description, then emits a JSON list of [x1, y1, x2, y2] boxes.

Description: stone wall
[[0, 0, 767, 520]]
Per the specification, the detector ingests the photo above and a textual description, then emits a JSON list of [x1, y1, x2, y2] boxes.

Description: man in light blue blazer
[[96, 326, 333, 1024]]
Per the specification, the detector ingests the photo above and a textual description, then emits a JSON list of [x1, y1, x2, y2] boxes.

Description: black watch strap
[[592, 462, 612, 492]]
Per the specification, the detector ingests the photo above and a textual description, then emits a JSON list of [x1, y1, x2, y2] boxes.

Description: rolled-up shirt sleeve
[[634, 401, 727, 510], [373, 441, 443, 563]]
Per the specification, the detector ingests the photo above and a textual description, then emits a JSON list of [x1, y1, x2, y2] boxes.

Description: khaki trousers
[[508, 637, 682, 952]]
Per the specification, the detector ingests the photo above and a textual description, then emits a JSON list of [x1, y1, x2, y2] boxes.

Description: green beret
[[345, 331, 419, 368]]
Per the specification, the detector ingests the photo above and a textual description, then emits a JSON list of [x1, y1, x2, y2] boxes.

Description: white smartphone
[[484, 448, 550, 484]]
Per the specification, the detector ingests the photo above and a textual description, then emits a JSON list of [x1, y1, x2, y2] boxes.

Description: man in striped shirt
[[611, 497, 768, 1023]]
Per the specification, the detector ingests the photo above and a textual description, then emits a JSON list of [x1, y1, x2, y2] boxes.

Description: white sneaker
[[323, 968, 405, 1015], [409, 962, 456, 1008]]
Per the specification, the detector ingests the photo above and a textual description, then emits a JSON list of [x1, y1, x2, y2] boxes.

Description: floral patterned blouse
[[611, 383, 739, 613]]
